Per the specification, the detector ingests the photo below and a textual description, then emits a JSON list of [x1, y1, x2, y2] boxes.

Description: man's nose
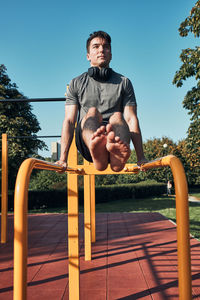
[[99, 45, 104, 52]]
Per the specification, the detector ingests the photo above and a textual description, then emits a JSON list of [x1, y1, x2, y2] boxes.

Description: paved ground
[[0, 212, 200, 299]]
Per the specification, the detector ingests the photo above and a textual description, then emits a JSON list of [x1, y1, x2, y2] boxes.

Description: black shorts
[[75, 121, 93, 162]]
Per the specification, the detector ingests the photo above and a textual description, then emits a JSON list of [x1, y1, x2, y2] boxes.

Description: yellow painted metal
[[165, 156, 191, 300], [76, 163, 140, 175], [14, 158, 34, 300], [1, 133, 8, 243], [13, 152, 192, 300], [140, 155, 192, 300], [68, 136, 80, 300], [91, 174, 96, 243], [84, 160, 92, 261], [13, 157, 80, 300], [67, 173, 79, 300]]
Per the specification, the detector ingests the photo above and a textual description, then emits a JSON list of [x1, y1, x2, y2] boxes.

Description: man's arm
[[124, 105, 148, 165], [56, 104, 78, 167]]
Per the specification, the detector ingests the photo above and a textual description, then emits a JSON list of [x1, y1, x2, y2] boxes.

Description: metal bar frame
[[1, 133, 8, 243], [0, 98, 65, 102], [12, 153, 192, 300]]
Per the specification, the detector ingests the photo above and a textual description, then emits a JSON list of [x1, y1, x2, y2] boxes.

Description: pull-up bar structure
[[1, 134, 8, 244], [10, 132, 192, 300], [0, 132, 192, 299], [0, 133, 61, 244], [0, 98, 65, 102], [0, 96, 67, 244]]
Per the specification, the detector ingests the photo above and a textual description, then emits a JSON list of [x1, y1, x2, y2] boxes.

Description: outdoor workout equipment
[[1, 133, 192, 300]]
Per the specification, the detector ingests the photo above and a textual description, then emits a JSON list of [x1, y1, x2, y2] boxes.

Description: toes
[[107, 131, 115, 142], [114, 136, 121, 143], [92, 126, 106, 138], [106, 123, 112, 133]]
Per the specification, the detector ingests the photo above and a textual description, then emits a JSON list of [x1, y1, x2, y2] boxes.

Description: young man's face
[[87, 37, 112, 68]]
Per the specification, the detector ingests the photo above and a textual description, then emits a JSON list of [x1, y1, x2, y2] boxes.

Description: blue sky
[[1, 0, 198, 157]]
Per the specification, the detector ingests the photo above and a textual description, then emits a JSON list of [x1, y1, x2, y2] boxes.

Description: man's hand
[[137, 157, 148, 167], [55, 160, 68, 172]]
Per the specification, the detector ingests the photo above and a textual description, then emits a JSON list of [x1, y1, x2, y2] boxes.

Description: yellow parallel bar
[[141, 155, 192, 300], [84, 160, 92, 261], [91, 174, 96, 243], [68, 173, 79, 299], [167, 156, 191, 300], [14, 159, 35, 300], [77, 163, 140, 175], [1, 133, 8, 243], [13, 157, 79, 300], [13, 154, 192, 300], [68, 135, 80, 300]]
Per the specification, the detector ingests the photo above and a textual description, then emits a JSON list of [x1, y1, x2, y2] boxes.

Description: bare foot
[[106, 131, 131, 172], [89, 126, 109, 171]]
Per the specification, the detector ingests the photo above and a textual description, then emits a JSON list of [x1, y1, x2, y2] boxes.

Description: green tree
[[29, 170, 67, 190], [173, 1, 200, 185], [141, 137, 179, 183], [0, 64, 46, 189]]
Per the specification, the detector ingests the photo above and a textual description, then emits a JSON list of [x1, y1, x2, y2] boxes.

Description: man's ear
[[87, 53, 91, 61]]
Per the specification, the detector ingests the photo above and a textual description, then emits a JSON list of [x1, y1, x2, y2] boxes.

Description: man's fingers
[[55, 160, 68, 172]]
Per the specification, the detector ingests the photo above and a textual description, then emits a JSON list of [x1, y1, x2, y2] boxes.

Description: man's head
[[86, 31, 112, 68]]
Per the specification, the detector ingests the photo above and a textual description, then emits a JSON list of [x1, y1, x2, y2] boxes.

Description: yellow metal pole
[[68, 172, 79, 300], [140, 155, 192, 300], [14, 159, 34, 300], [1, 133, 8, 243], [168, 156, 192, 300], [84, 160, 92, 261], [91, 174, 96, 243], [13, 156, 80, 300], [68, 136, 80, 300]]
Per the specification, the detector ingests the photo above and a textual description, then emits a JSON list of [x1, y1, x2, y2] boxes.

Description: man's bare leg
[[90, 126, 109, 170], [106, 113, 131, 172], [82, 108, 109, 171]]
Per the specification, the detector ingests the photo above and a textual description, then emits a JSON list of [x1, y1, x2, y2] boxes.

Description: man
[[57, 31, 147, 171]]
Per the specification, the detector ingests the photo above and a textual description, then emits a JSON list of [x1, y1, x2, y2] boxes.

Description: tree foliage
[[173, 1, 200, 185], [29, 170, 67, 191], [0, 64, 46, 189], [141, 138, 179, 183]]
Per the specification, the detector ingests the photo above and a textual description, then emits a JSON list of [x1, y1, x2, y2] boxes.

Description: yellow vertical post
[[13, 159, 34, 300], [1, 133, 8, 243], [84, 160, 92, 261], [91, 174, 96, 243], [169, 156, 192, 300], [141, 155, 192, 299], [67, 135, 80, 300]]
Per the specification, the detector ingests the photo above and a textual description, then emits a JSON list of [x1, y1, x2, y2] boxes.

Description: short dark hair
[[86, 31, 111, 53]]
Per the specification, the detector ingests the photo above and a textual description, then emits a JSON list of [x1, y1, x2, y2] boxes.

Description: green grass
[[28, 195, 200, 240]]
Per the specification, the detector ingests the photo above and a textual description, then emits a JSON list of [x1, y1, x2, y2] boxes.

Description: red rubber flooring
[[0, 212, 200, 299]]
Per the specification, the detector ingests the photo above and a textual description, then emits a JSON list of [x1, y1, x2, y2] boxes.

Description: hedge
[[3, 181, 166, 211]]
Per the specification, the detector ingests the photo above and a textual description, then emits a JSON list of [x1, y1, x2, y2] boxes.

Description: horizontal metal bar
[[0, 98, 65, 103], [6, 135, 61, 140]]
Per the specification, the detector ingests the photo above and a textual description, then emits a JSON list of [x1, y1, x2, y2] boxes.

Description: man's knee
[[109, 112, 124, 123], [82, 107, 102, 132], [87, 107, 101, 118]]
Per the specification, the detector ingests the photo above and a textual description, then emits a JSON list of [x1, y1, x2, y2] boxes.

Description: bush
[[29, 170, 67, 190], [91, 181, 166, 203], [3, 181, 166, 211]]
